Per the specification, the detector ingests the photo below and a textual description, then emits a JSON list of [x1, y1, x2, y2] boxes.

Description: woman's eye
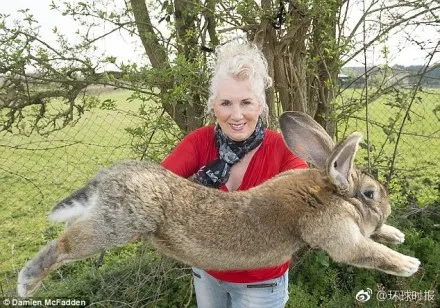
[[242, 100, 252, 105], [220, 101, 231, 106], [363, 190, 375, 200]]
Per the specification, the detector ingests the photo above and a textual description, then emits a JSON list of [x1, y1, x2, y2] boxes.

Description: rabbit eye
[[363, 190, 375, 200]]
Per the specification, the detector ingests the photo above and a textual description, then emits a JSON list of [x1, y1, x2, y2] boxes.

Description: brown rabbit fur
[[17, 112, 420, 298]]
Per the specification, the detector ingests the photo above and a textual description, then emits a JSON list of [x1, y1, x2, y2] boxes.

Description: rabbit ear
[[279, 111, 335, 168], [327, 132, 362, 194]]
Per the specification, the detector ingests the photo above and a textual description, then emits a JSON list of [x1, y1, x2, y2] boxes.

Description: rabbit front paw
[[373, 224, 405, 245], [395, 255, 420, 277], [385, 226, 405, 244]]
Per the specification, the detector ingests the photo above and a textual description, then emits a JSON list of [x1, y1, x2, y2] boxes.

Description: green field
[[1, 88, 439, 304]]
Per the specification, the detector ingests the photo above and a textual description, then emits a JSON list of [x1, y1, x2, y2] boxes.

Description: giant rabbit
[[17, 112, 420, 297]]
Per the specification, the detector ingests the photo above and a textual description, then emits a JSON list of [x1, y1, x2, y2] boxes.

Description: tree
[[1, 0, 439, 136]]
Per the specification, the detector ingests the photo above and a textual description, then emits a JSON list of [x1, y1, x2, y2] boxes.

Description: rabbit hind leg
[[17, 218, 139, 297]]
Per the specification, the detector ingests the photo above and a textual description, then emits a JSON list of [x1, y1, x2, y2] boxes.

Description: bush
[[36, 243, 195, 307]]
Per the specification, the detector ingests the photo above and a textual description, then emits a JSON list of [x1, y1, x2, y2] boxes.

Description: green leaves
[[100, 98, 117, 110]]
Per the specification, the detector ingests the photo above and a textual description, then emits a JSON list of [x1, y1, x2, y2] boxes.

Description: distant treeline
[[341, 65, 440, 88]]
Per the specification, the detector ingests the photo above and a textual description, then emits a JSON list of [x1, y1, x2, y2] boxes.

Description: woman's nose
[[230, 104, 244, 121]]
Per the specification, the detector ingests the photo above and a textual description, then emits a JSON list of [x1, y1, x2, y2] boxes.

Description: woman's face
[[213, 76, 263, 141]]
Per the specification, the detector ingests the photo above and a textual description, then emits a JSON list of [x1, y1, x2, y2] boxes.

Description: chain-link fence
[[1, 85, 439, 296]]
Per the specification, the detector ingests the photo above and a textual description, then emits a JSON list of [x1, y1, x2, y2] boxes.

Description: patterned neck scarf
[[194, 117, 265, 188]]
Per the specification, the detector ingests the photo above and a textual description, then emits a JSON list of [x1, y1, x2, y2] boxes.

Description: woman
[[161, 41, 308, 307]]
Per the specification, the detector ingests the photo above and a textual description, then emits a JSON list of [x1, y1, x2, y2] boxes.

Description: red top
[[161, 125, 308, 283]]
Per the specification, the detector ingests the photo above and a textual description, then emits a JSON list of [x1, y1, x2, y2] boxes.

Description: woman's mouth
[[229, 123, 246, 131]]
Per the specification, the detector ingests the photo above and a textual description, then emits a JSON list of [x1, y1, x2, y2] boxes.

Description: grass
[[0, 88, 439, 304]]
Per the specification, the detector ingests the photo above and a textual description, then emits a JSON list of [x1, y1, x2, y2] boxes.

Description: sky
[[2, 0, 144, 72], [340, 0, 440, 67], [2, 0, 439, 69]]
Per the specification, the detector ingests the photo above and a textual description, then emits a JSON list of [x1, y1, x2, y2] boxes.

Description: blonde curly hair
[[207, 40, 272, 120]]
